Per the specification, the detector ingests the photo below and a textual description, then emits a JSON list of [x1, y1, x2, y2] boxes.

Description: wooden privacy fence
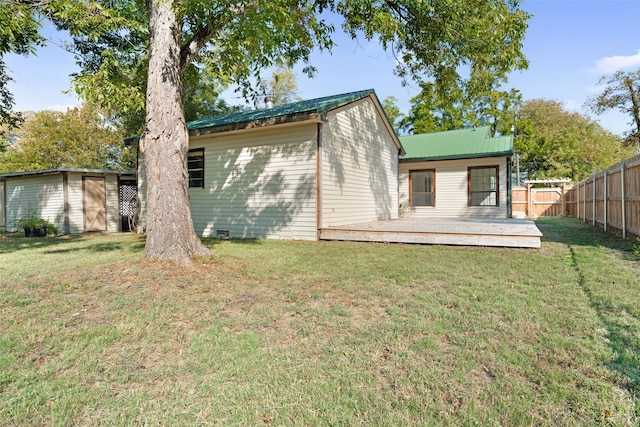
[[512, 180, 572, 218], [567, 153, 640, 240]]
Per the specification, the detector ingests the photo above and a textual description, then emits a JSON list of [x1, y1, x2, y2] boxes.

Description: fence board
[[567, 153, 640, 241], [512, 184, 569, 218]]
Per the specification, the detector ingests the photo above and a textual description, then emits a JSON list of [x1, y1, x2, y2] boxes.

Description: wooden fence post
[[583, 180, 587, 223], [621, 162, 627, 239], [527, 183, 532, 218], [593, 175, 597, 226], [576, 182, 580, 219], [562, 183, 567, 217], [603, 171, 608, 231]]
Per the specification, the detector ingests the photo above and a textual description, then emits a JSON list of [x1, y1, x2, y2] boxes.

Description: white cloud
[[563, 100, 581, 112], [44, 103, 80, 112], [592, 49, 640, 74]]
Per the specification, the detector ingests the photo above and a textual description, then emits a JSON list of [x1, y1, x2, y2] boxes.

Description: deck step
[[319, 218, 543, 249]]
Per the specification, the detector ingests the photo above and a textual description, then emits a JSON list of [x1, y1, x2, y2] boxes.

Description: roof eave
[[365, 93, 405, 155], [189, 111, 323, 138], [400, 151, 513, 163]]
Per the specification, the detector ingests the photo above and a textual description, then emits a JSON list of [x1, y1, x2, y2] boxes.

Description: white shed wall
[[399, 157, 510, 219], [189, 124, 318, 240], [66, 173, 84, 233], [5, 174, 65, 232], [105, 175, 120, 232], [320, 98, 399, 227]]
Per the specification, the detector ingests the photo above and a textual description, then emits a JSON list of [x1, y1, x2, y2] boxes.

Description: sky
[[5, 0, 640, 136]]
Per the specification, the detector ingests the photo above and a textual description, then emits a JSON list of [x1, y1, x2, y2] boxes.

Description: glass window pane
[[188, 149, 204, 188], [469, 167, 497, 206], [411, 170, 434, 206]]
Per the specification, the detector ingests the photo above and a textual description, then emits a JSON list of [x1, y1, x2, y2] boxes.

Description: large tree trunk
[[140, 0, 211, 265]]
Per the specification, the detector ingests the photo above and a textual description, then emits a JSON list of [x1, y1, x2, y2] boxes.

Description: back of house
[[135, 89, 403, 241], [399, 127, 514, 219]]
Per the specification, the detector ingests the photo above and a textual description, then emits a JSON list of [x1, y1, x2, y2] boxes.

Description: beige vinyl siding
[[399, 157, 509, 219], [320, 98, 399, 227], [5, 174, 65, 232], [102, 175, 120, 232], [189, 124, 318, 240], [66, 173, 84, 233]]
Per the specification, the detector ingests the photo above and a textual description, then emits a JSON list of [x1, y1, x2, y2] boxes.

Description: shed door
[[84, 177, 106, 232]]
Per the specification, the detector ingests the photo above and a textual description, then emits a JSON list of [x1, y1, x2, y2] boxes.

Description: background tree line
[[384, 68, 639, 183]]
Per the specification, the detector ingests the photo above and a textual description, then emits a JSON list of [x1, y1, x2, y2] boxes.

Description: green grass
[[0, 219, 638, 426]]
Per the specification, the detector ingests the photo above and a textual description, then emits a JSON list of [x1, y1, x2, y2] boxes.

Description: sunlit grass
[[0, 219, 638, 425]]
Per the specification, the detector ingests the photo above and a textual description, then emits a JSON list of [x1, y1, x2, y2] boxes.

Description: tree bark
[[140, 0, 211, 265]]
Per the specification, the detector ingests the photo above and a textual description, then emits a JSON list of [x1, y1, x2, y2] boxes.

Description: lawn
[[0, 218, 638, 426]]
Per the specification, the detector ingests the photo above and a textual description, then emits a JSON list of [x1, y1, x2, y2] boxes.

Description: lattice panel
[[119, 184, 138, 216]]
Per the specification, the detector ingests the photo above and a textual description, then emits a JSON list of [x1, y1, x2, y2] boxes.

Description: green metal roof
[[124, 89, 403, 152], [399, 126, 513, 162], [187, 89, 376, 132]]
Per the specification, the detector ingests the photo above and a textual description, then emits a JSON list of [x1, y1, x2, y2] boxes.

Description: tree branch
[[179, 4, 249, 73], [179, 23, 216, 72]]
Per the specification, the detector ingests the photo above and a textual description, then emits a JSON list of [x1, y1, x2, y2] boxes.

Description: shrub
[[14, 205, 58, 236]]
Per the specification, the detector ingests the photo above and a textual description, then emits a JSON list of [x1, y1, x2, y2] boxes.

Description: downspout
[[316, 122, 323, 240], [507, 156, 512, 218]]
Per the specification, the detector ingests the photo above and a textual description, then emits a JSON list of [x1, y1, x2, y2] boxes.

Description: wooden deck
[[320, 217, 543, 248]]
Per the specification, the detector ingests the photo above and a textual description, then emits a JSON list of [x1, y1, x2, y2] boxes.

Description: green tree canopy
[[47, 0, 332, 135], [0, 104, 133, 173], [586, 68, 640, 149], [382, 96, 403, 134], [514, 99, 634, 182], [267, 63, 302, 107], [0, 1, 45, 127], [399, 83, 522, 135]]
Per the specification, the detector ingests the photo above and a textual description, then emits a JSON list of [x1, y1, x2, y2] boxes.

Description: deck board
[[320, 218, 542, 248]]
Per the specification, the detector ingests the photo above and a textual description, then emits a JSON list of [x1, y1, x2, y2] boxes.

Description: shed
[[0, 168, 137, 234], [137, 89, 403, 240], [399, 127, 513, 219]]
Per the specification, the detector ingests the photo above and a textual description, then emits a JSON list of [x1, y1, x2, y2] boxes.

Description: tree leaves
[[0, 104, 133, 173], [0, 1, 46, 126], [399, 82, 521, 135], [585, 68, 640, 149], [514, 99, 634, 181]]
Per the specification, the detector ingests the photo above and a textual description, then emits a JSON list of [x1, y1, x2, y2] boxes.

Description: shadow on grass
[[201, 237, 263, 248], [538, 218, 640, 416], [43, 240, 147, 254], [536, 217, 637, 256], [0, 232, 146, 255]]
